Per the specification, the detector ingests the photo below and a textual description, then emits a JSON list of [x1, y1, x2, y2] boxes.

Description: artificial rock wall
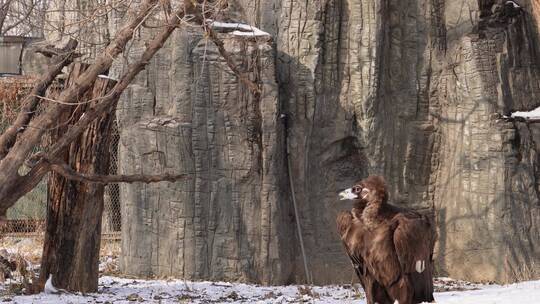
[[116, 30, 293, 284], [117, 0, 540, 284]]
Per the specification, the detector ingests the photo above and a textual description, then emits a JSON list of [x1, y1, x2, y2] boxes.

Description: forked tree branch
[[34, 40, 81, 58], [46, 3, 196, 159], [0, 1, 194, 215], [0, 0, 160, 215], [0, 1, 265, 216]]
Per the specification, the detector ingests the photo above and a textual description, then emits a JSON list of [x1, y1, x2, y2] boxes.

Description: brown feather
[[336, 176, 435, 304], [336, 210, 392, 304]]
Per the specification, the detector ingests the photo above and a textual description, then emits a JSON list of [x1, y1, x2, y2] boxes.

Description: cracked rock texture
[[116, 30, 291, 284], [117, 0, 540, 284]]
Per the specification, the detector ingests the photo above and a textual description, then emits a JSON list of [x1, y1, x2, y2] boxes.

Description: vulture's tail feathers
[[410, 263, 435, 303]]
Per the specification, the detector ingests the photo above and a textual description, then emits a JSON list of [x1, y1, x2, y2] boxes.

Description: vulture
[[336, 176, 435, 304]]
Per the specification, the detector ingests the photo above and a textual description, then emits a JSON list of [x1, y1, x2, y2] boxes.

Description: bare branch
[[0, 1, 254, 216], [0, 38, 79, 159], [204, 26, 261, 96], [0, 0, 13, 33], [46, 3, 196, 159], [34, 41, 81, 58], [0, 0, 161, 215], [0, 0, 200, 216], [1, 0, 35, 35], [47, 159, 186, 184]]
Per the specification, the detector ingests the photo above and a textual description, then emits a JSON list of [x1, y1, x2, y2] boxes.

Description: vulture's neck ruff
[[361, 197, 384, 229]]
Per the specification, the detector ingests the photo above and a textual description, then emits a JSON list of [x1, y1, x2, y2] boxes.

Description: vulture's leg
[[386, 275, 413, 304], [360, 274, 392, 304], [372, 280, 393, 304], [361, 276, 375, 304], [351, 266, 374, 304]]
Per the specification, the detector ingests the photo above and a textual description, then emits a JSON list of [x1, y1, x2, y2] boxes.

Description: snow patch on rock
[[208, 20, 270, 37], [510, 106, 540, 119]]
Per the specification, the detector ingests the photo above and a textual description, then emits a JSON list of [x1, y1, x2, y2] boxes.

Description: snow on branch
[[204, 24, 261, 96], [98, 74, 119, 81], [506, 1, 521, 9], [510, 106, 540, 119], [208, 20, 270, 37]]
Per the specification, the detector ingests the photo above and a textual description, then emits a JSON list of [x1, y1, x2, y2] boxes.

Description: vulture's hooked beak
[[338, 188, 359, 200]]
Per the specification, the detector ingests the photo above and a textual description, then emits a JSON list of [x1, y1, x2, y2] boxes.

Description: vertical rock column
[[431, 2, 540, 282], [118, 31, 294, 284]]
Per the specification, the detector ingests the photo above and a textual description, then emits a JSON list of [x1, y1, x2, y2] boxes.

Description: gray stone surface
[[118, 32, 293, 284], [117, 0, 540, 284]]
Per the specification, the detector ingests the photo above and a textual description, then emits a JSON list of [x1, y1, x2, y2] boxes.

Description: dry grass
[[0, 236, 43, 265], [0, 236, 121, 262], [99, 238, 121, 275], [0, 236, 121, 295], [508, 261, 539, 283], [0, 237, 41, 295], [0, 75, 36, 125]]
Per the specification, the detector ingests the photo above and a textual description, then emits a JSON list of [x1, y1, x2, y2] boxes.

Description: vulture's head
[[338, 175, 388, 204]]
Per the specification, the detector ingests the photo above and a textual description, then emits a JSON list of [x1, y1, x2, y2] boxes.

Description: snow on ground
[[1, 277, 539, 304], [433, 280, 539, 304], [2, 277, 359, 304], [1, 239, 537, 304]]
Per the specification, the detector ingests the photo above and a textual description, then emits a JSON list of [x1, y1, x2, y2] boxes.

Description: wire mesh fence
[[1, 179, 47, 237], [0, 75, 122, 239], [102, 123, 122, 238]]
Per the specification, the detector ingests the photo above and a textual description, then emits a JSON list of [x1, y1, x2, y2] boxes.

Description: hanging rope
[[282, 114, 312, 284]]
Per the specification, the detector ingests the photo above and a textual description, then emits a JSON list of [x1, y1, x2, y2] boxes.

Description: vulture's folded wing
[[392, 214, 434, 274], [365, 226, 401, 286], [346, 244, 367, 277], [337, 211, 367, 277]]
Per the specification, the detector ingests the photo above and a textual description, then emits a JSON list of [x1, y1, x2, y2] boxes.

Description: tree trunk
[[38, 63, 117, 292], [0, 0, 159, 217]]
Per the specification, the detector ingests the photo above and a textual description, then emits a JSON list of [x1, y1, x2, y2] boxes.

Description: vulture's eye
[[352, 186, 362, 193]]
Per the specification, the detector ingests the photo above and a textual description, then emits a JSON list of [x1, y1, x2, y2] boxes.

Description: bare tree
[[0, 0, 45, 36], [0, 0, 257, 231], [0, 0, 162, 218], [0, 0, 262, 292]]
